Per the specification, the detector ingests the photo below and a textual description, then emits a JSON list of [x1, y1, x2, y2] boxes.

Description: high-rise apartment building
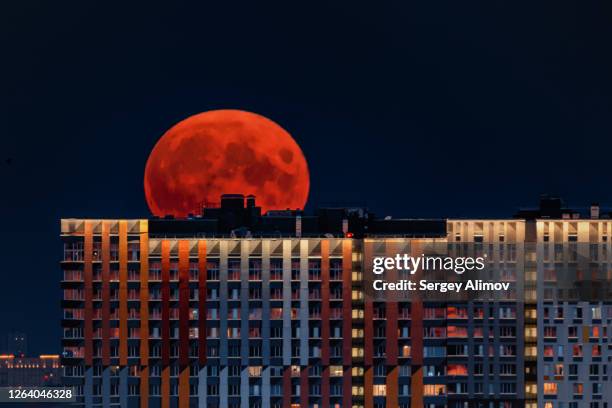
[[61, 195, 612, 408]]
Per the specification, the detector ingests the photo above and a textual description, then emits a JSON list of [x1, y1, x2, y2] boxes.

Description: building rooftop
[[513, 194, 611, 220], [62, 194, 612, 239], [148, 194, 446, 238]]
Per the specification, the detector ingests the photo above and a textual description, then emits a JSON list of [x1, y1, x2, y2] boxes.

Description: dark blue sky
[[1, 1, 612, 353]]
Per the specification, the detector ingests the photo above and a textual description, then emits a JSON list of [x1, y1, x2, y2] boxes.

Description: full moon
[[144, 109, 310, 217]]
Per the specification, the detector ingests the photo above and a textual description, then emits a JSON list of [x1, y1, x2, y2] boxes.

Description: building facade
[[535, 219, 612, 408], [61, 196, 612, 408]]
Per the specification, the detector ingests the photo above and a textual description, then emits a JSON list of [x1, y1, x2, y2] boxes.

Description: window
[[330, 366, 343, 377], [447, 326, 468, 338], [424, 384, 446, 396], [573, 383, 583, 395], [423, 347, 446, 357], [574, 306, 583, 319], [568, 326, 577, 338], [544, 327, 557, 337], [447, 364, 468, 376], [248, 366, 262, 377], [424, 365, 445, 377], [499, 306, 516, 319], [500, 364, 516, 375], [448, 345, 468, 356], [424, 326, 445, 338], [424, 307, 445, 319], [228, 365, 240, 376], [593, 307, 603, 319], [373, 384, 386, 396], [543, 382, 557, 395], [446, 306, 468, 319]]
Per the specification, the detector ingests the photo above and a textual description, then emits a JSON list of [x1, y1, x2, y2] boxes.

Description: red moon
[[144, 109, 310, 217]]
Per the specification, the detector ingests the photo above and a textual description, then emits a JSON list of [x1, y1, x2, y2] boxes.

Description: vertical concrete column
[[219, 241, 229, 408], [282, 240, 292, 405], [84, 367, 93, 408], [119, 368, 128, 408], [139, 220, 150, 408], [240, 241, 250, 408], [299, 240, 309, 406], [261, 241, 271, 408], [197, 240, 207, 408], [83, 221, 94, 408], [102, 368, 110, 408], [118, 221, 129, 408]]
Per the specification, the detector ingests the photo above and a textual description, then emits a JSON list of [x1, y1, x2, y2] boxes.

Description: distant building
[[6, 332, 27, 357], [60, 194, 612, 408], [0, 355, 61, 386]]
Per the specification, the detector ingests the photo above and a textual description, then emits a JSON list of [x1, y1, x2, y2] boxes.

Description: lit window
[[330, 366, 343, 377], [423, 384, 446, 396], [248, 366, 262, 377], [446, 306, 468, 319], [447, 326, 468, 338], [351, 386, 364, 396], [543, 382, 557, 395], [447, 364, 468, 376], [373, 384, 386, 396]]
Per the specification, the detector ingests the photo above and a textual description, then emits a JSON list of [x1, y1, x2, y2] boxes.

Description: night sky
[[2, 1, 612, 354]]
